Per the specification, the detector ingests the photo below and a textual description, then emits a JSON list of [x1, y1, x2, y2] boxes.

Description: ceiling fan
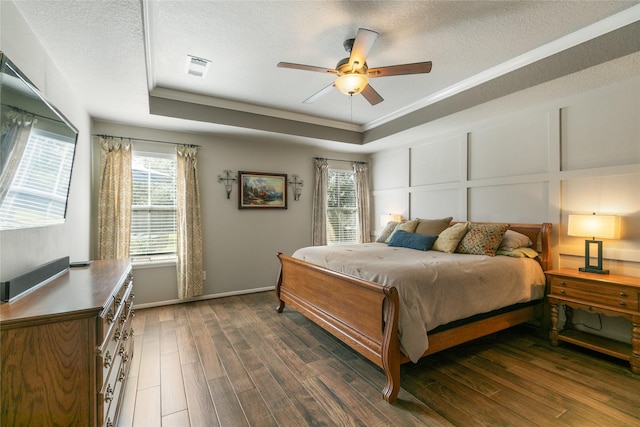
[[277, 28, 432, 106]]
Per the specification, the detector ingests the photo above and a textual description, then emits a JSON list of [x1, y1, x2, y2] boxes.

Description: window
[[130, 152, 177, 260], [0, 128, 75, 229], [327, 169, 358, 245]]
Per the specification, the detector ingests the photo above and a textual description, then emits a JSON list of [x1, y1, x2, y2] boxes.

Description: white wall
[[371, 73, 640, 343], [92, 122, 367, 306], [0, 1, 92, 281]]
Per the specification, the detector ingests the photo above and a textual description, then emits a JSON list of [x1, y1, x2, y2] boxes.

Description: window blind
[[130, 152, 177, 258], [327, 169, 358, 245], [0, 129, 74, 228]]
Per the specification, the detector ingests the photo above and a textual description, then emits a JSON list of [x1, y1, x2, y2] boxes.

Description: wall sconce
[[380, 214, 403, 226], [288, 175, 303, 201], [217, 170, 237, 199], [568, 213, 621, 274]]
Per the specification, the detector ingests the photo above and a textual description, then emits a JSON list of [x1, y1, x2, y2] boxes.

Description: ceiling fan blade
[[368, 61, 432, 77], [361, 84, 383, 106], [303, 83, 335, 104], [349, 28, 378, 69], [277, 62, 338, 74]]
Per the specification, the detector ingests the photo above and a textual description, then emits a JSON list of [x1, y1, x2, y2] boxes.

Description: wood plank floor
[[118, 291, 640, 426]]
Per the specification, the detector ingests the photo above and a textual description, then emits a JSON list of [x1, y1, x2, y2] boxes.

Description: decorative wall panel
[[468, 182, 548, 223], [410, 135, 463, 187], [468, 112, 550, 180], [370, 149, 408, 191], [561, 80, 640, 171], [411, 189, 463, 221]]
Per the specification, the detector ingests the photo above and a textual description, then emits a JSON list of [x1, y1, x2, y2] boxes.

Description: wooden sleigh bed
[[275, 222, 552, 403]]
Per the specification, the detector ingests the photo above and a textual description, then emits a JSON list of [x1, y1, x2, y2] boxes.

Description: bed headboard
[[452, 222, 552, 271]]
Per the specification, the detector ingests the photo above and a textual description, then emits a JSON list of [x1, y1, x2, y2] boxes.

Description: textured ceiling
[[10, 1, 640, 151]]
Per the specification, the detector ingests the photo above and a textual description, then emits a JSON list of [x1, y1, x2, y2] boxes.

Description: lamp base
[[578, 267, 610, 275]]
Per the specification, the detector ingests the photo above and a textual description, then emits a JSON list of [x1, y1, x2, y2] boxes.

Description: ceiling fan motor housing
[[336, 57, 368, 75]]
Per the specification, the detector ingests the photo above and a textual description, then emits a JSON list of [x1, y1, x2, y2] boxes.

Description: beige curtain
[[97, 137, 132, 259], [354, 162, 371, 243], [312, 158, 328, 246], [176, 145, 203, 299], [0, 110, 34, 203]]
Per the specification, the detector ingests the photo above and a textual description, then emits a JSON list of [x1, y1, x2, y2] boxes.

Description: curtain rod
[[314, 157, 367, 165], [93, 133, 201, 148], [2, 104, 66, 125]]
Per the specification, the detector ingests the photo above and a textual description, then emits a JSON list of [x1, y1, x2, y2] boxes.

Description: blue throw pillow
[[388, 230, 437, 251]]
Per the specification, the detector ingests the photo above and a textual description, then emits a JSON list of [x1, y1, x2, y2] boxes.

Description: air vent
[[185, 55, 211, 78]]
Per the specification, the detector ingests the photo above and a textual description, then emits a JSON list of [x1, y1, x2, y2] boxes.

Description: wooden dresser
[[0, 259, 134, 427], [546, 268, 639, 374]]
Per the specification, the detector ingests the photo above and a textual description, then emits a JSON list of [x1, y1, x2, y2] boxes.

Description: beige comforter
[[292, 243, 546, 362]]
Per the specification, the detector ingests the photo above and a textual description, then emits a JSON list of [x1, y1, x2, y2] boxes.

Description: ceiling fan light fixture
[[335, 73, 368, 95]]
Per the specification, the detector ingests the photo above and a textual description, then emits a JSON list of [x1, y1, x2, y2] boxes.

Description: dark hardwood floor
[[118, 291, 640, 426]]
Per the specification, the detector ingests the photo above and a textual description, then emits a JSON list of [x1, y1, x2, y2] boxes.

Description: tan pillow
[[498, 229, 533, 251], [432, 222, 469, 253], [386, 219, 419, 242], [456, 223, 509, 256], [414, 217, 453, 236]]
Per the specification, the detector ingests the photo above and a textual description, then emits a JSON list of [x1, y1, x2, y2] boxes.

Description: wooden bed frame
[[276, 222, 552, 403]]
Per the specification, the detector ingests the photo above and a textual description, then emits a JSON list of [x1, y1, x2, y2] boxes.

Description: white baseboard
[[133, 286, 275, 310]]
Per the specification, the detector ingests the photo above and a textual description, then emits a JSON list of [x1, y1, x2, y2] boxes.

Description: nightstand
[[546, 268, 640, 374]]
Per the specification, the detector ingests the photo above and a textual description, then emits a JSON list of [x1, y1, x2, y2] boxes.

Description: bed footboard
[[276, 253, 401, 402]]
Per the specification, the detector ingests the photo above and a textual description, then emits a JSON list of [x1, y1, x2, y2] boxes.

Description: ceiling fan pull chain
[[350, 95, 353, 124]]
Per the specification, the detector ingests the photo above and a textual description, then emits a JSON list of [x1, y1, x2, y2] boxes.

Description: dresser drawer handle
[[105, 384, 114, 403], [114, 328, 121, 342], [619, 292, 627, 297], [118, 368, 126, 382], [106, 418, 113, 427], [588, 306, 594, 312], [104, 351, 112, 368], [619, 301, 626, 307], [559, 281, 566, 286], [107, 310, 115, 324], [559, 289, 566, 294]]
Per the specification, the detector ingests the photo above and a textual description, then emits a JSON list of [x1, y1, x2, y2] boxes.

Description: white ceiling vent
[[185, 55, 211, 78]]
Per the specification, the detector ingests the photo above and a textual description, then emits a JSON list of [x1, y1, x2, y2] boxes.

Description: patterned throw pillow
[[376, 221, 400, 243], [432, 222, 469, 253], [455, 223, 509, 256]]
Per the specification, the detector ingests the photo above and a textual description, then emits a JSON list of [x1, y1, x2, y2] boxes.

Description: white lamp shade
[[568, 214, 621, 239], [335, 74, 368, 95]]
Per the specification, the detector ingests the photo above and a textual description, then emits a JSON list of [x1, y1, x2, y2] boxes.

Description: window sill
[[131, 256, 177, 269]]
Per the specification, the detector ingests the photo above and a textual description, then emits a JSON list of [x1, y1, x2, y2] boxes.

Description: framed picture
[[238, 171, 288, 209]]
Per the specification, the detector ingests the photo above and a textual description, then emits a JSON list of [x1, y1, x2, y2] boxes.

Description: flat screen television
[[0, 52, 78, 230]]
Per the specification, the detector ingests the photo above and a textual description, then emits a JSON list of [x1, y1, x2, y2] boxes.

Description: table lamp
[[567, 213, 620, 274]]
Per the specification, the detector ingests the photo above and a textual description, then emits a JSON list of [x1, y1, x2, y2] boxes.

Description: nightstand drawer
[[549, 277, 639, 310]]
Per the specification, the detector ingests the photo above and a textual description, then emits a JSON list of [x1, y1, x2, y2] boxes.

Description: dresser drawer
[[97, 314, 134, 426], [97, 312, 134, 388], [97, 273, 133, 346], [549, 277, 639, 311]]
